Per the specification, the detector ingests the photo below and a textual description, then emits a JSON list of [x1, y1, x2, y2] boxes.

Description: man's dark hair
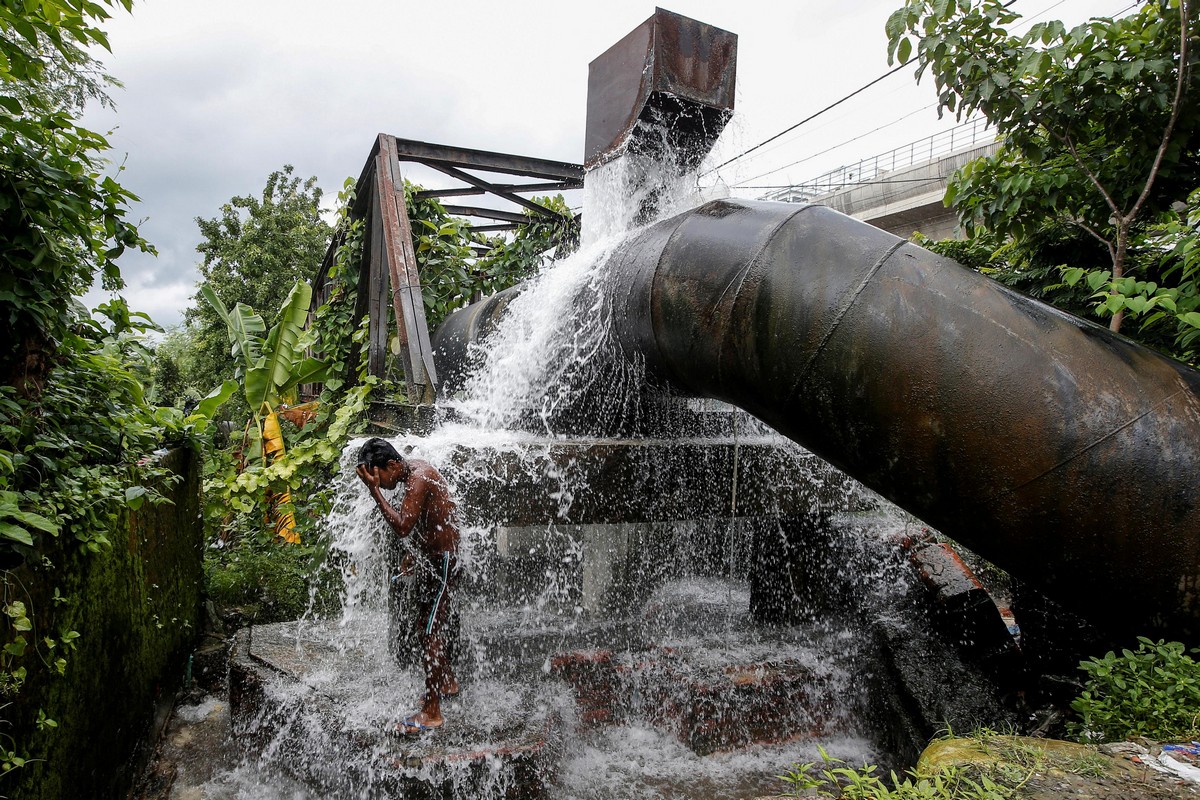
[[358, 437, 403, 470]]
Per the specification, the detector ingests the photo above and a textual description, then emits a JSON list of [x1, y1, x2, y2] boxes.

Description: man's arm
[[357, 465, 426, 538]]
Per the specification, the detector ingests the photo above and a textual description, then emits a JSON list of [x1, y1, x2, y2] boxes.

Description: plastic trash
[[1158, 753, 1200, 785], [1162, 743, 1200, 758]]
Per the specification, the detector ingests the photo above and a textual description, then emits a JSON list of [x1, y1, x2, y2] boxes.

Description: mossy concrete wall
[[6, 447, 203, 800]]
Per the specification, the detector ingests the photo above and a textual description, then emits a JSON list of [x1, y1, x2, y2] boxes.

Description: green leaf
[[201, 284, 266, 369], [244, 282, 312, 411], [1, 507, 57, 535], [197, 379, 238, 419], [1086, 271, 1112, 292], [1062, 268, 1086, 286], [1125, 296, 1149, 315], [0, 523, 34, 547], [276, 357, 328, 400], [125, 485, 148, 510]]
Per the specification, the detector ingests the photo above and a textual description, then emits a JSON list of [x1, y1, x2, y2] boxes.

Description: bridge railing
[[765, 118, 996, 201]]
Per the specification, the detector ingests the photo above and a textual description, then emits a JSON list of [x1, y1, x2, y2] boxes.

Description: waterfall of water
[[210, 135, 928, 800]]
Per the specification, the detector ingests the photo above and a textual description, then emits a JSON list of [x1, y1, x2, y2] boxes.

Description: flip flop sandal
[[394, 717, 440, 737]]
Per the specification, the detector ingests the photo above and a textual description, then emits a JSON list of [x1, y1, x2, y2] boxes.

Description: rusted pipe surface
[[584, 8, 736, 169], [430, 284, 524, 396], [607, 199, 1200, 642]]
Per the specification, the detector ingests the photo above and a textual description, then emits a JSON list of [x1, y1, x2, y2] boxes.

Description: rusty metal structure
[[584, 8, 736, 170], [312, 135, 582, 403], [317, 10, 733, 405], [600, 198, 1200, 642], [434, 9, 740, 398]]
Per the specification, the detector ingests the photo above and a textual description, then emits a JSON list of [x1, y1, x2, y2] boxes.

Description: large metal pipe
[[429, 284, 524, 395], [603, 198, 1200, 643]]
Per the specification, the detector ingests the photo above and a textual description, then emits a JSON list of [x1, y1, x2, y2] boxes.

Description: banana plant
[[201, 281, 328, 542]]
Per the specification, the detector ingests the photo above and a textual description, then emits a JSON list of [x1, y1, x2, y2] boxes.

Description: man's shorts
[[415, 551, 460, 639]]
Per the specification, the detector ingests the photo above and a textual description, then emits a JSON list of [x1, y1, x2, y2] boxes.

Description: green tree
[[406, 184, 577, 331], [149, 325, 201, 407], [0, 0, 210, 778], [0, 0, 150, 394], [887, 0, 1199, 344], [184, 166, 332, 397]]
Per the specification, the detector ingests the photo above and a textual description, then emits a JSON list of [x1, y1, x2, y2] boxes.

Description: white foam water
[[199, 136, 914, 799]]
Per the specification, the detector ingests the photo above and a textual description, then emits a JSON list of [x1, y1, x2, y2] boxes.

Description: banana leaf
[[244, 282, 314, 413], [196, 379, 239, 419], [200, 284, 265, 371]]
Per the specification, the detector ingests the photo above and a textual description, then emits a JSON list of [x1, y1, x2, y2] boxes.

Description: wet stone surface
[[230, 622, 566, 799], [551, 647, 848, 756], [134, 695, 241, 800]]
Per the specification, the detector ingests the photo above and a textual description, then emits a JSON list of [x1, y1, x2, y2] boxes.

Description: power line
[[732, 103, 941, 187], [701, 63, 908, 178], [714, 0, 1139, 190], [703, 1, 1030, 178]]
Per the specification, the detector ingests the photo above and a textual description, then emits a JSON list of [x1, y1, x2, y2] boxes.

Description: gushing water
[[212, 135, 919, 800], [449, 237, 623, 435]]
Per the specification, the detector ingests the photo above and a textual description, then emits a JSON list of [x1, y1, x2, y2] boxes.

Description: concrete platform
[[419, 433, 871, 528], [229, 622, 565, 799]]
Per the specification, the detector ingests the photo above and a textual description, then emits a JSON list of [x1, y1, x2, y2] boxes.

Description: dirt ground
[[1017, 740, 1200, 800]]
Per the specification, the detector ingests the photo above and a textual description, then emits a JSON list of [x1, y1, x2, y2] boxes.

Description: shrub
[[204, 540, 342, 625], [777, 745, 1013, 799], [1070, 637, 1200, 743]]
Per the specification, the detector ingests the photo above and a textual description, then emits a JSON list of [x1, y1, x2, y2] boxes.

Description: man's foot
[[441, 679, 460, 699], [393, 711, 443, 737]]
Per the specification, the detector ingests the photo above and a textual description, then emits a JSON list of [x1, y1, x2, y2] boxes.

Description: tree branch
[[1126, 0, 1191, 224], [1052, 129, 1123, 220], [1066, 215, 1117, 263]]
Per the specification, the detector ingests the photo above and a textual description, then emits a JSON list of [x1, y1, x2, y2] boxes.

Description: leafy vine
[[405, 183, 576, 331]]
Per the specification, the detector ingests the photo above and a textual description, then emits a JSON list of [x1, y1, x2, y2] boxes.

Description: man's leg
[[424, 633, 456, 710], [397, 634, 446, 732], [398, 555, 457, 733], [423, 552, 459, 697]]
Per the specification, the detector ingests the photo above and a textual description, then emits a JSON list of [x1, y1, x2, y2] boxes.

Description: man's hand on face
[[356, 464, 381, 490]]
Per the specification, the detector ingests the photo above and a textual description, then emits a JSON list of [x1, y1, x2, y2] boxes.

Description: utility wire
[[703, 1, 1027, 178], [701, 63, 907, 178], [712, 0, 1137, 188], [732, 103, 942, 187]]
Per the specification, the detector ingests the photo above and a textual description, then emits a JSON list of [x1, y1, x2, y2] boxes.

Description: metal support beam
[[365, 180, 389, 381], [442, 205, 535, 225], [374, 135, 438, 404], [310, 134, 585, 405], [414, 160, 569, 220], [393, 137, 584, 182], [414, 181, 579, 200]]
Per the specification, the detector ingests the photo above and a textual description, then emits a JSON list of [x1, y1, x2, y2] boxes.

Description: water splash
[[209, 126, 935, 799], [449, 236, 622, 435]]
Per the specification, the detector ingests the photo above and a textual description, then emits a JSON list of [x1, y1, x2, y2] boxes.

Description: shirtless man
[[356, 438, 460, 736]]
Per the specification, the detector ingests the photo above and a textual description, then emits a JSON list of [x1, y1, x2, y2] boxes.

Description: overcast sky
[[78, 0, 1136, 328]]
